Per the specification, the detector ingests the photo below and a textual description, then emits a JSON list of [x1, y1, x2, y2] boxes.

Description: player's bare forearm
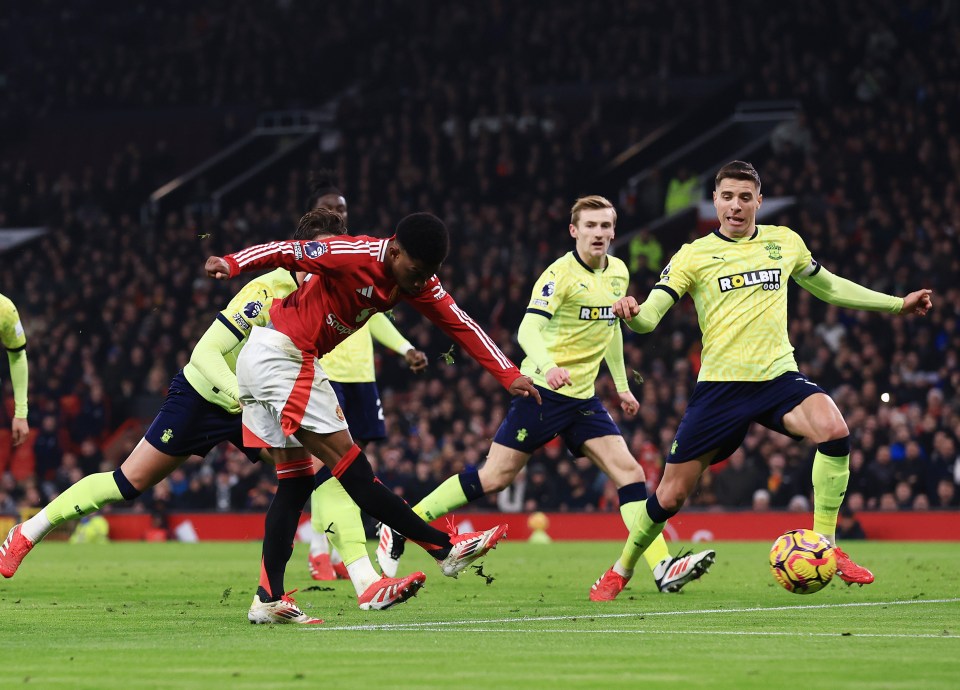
[[900, 289, 933, 316], [509, 375, 542, 404]]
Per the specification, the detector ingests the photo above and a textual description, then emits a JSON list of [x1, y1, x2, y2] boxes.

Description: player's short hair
[[307, 169, 344, 208], [395, 212, 449, 267], [570, 195, 616, 226], [715, 160, 761, 192], [294, 208, 347, 240]]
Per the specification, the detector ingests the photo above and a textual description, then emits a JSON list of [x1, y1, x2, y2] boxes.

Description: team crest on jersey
[[609, 278, 623, 296], [541, 281, 555, 297], [718, 268, 782, 292], [243, 300, 264, 319], [304, 241, 328, 259], [764, 241, 782, 260], [335, 405, 345, 422]]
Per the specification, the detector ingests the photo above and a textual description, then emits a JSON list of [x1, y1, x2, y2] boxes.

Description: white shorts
[[237, 325, 348, 448]]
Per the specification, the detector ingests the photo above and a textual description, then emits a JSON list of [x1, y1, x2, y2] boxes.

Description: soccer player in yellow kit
[[0, 293, 29, 447], [303, 176, 428, 581], [612, 160, 934, 586], [378, 196, 715, 598]]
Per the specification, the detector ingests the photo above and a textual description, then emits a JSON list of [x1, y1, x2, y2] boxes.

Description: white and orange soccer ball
[[769, 528, 837, 594]]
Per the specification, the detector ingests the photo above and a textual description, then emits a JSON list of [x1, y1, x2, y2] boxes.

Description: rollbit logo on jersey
[[718, 268, 782, 292]]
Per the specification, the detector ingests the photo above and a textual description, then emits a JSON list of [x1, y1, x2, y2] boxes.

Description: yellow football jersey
[[656, 225, 814, 381], [320, 328, 376, 382], [0, 293, 26, 351], [183, 268, 298, 409], [522, 251, 629, 399]]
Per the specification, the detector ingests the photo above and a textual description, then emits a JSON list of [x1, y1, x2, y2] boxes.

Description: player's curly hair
[[715, 160, 761, 192], [307, 169, 343, 208], [395, 212, 449, 267], [295, 208, 347, 240]]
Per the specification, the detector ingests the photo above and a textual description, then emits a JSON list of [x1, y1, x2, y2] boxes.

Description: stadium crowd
[[1, 0, 958, 522]]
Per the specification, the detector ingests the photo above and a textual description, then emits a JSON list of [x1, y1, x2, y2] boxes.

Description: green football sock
[[412, 475, 469, 522], [619, 499, 669, 571], [24, 472, 125, 543], [310, 478, 368, 567], [812, 451, 849, 544]]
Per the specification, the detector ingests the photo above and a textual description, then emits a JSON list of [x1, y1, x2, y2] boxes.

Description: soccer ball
[[769, 529, 837, 594]]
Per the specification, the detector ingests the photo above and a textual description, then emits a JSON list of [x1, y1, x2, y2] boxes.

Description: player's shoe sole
[[358, 572, 426, 611]]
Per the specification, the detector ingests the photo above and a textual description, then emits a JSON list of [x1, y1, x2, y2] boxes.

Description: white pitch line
[[396, 629, 960, 640], [309, 597, 960, 632]]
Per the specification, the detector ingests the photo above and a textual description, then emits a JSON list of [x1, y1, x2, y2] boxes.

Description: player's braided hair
[[295, 207, 347, 240], [395, 212, 449, 267], [715, 160, 761, 191]]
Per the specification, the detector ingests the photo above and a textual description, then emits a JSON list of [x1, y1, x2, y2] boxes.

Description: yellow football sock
[[812, 451, 849, 544], [412, 475, 469, 522], [619, 499, 669, 571], [310, 478, 367, 566]]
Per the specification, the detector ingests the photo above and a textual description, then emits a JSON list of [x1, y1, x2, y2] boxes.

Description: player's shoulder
[[606, 254, 629, 276], [534, 253, 573, 283], [757, 224, 801, 241], [0, 292, 15, 311]]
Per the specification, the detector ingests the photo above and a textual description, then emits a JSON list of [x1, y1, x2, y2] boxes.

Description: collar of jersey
[[571, 249, 606, 273], [713, 227, 759, 242]]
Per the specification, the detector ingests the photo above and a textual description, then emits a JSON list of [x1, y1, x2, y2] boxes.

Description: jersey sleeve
[[0, 299, 26, 351], [787, 228, 817, 278], [654, 244, 694, 301], [224, 236, 373, 277], [524, 264, 568, 320], [405, 277, 521, 389], [216, 278, 276, 340], [367, 312, 413, 354]]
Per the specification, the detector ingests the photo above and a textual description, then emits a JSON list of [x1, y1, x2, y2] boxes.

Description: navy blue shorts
[[144, 371, 261, 462], [493, 385, 621, 455], [330, 381, 386, 442], [669, 371, 825, 465]]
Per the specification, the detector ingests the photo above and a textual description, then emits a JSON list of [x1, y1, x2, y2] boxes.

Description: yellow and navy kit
[[655, 225, 814, 382], [522, 251, 629, 399]]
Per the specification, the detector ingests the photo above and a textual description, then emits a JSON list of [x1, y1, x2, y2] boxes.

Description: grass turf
[[1, 539, 958, 689]]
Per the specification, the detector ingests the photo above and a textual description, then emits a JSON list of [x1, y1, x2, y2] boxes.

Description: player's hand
[[404, 349, 428, 372], [618, 391, 640, 417], [613, 296, 641, 320], [509, 375, 542, 404], [11, 418, 29, 447], [205, 256, 231, 279], [545, 367, 573, 390], [901, 289, 933, 316]]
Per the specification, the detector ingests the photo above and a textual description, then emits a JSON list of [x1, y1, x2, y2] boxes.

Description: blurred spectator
[[836, 505, 867, 540]]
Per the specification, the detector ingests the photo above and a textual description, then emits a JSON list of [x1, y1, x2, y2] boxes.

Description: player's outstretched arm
[[7, 348, 29, 445], [188, 320, 244, 413], [899, 289, 934, 316]]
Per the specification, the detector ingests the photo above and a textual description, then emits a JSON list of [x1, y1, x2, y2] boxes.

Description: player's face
[[314, 193, 348, 224], [570, 207, 616, 265], [389, 247, 440, 295], [713, 178, 761, 237]]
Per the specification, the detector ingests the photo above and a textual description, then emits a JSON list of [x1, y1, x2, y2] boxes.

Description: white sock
[[613, 559, 634, 579], [310, 531, 329, 557], [21, 508, 53, 543], [330, 547, 343, 566], [347, 558, 381, 597]]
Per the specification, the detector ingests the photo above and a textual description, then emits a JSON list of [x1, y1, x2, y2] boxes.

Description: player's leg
[[2, 437, 175, 578], [310, 381, 382, 580], [780, 390, 872, 584]]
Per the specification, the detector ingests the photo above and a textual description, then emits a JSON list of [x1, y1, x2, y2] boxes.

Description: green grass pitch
[[1, 539, 958, 689]]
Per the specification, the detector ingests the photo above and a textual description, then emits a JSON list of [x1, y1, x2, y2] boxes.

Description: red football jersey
[[223, 235, 521, 389]]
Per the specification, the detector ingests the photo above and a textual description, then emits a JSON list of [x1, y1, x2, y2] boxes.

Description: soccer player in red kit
[[206, 212, 540, 615]]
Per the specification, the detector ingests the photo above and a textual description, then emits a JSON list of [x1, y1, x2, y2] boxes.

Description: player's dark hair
[[715, 160, 761, 192], [294, 208, 347, 240], [395, 212, 449, 267], [307, 169, 343, 208]]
